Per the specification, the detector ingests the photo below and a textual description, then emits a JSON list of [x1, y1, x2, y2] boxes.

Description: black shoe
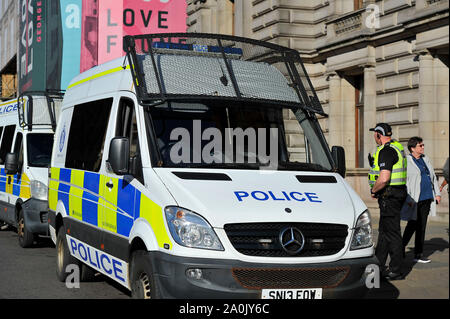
[[380, 267, 389, 278], [385, 272, 403, 281], [413, 256, 431, 263]]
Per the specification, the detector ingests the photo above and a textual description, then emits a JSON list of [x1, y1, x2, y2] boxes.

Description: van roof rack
[[123, 33, 326, 117], [17, 90, 65, 132]]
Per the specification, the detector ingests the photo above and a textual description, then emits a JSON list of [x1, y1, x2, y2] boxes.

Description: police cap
[[369, 123, 392, 137]]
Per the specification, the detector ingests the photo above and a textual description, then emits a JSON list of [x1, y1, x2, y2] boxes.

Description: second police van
[[0, 92, 63, 247], [48, 33, 377, 298]]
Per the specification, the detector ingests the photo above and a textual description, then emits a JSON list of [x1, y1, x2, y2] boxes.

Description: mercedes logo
[[279, 227, 305, 255]]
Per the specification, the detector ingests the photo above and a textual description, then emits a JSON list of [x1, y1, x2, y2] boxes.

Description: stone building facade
[[0, 0, 18, 100], [187, 0, 449, 217]]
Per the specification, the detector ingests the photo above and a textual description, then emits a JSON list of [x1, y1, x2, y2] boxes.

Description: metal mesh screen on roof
[[124, 33, 325, 116], [17, 91, 64, 130], [139, 54, 300, 102]]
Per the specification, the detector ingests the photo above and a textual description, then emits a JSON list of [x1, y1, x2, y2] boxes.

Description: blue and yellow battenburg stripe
[[0, 169, 31, 198], [48, 168, 171, 249]]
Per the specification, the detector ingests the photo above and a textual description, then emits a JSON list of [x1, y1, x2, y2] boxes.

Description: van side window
[[65, 98, 113, 172], [13, 133, 23, 172], [0, 125, 16, 164], [116, 98, 143, 183]]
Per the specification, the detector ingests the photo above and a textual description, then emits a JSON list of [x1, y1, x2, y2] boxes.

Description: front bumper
[[22, 198, 49, 235], [149, 252, 378, 299]]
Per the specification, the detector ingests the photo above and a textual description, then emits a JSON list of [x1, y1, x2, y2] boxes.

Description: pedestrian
[[401, 137, 441, 263], [439, 157, 449, 196], [368, 123, 407, 280]]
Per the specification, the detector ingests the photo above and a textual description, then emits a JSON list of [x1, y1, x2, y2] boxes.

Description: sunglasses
[[417, 143, 425, 147]]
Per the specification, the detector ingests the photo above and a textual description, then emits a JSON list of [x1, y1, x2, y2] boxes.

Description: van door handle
[[106, 181, 114, 189]]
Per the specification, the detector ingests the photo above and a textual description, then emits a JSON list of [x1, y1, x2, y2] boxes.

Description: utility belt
[[375, 185, 406, 199]]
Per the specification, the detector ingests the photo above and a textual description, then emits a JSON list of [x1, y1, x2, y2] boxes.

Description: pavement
[[366, 214, 449, 299], [0, 226, 129, 299], [0, 212, 447, 299]]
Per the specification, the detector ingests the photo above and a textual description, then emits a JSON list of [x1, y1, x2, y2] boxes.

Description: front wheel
[[17, 210, 34, 248], [0, 221, 10, 231], [56, 226, 80, 282], [129, 250, 160, 299]]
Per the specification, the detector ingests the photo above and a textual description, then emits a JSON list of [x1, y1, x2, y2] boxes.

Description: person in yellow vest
[[368, 123, 407, 281]]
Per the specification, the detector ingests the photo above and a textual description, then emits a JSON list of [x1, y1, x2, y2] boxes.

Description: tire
[[0, 221, 10, 231], [56, 226, 80, 282], [80, 264, 97, 282], [17, 210, 34, 248], [129, 250, 160, 299]]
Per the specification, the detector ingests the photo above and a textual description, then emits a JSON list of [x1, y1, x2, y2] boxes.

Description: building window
[[355, 75, 364, 168], [354, 0, 364, 10]]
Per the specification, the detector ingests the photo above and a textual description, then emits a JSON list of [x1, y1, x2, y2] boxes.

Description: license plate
[[261, 288, 323, 299]]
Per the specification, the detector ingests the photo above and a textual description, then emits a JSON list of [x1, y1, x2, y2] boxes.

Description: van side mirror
[[331, 146, 346, 178], [5, 153, 19, 175], [107, 137, 130, 175]]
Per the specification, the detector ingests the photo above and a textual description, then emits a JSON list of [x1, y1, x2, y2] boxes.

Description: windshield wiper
[[182, 162, 261, 170], [276, 161, 330, 172], [161, 161, 330, 172]]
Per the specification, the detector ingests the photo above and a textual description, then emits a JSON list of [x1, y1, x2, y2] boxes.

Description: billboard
[[19, 0, 187, 93], [19, 0, 48, 92]]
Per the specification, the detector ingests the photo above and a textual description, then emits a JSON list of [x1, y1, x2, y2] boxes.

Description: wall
[[0, 0, 18, 99]]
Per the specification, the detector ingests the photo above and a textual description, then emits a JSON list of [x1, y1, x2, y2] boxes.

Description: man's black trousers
[[375, 187, 407, 274]]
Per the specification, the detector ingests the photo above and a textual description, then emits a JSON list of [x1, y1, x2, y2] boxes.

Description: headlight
[[350, 210, 373, 250], [30, 180, 48, 201], [165, 206, 224, 251]]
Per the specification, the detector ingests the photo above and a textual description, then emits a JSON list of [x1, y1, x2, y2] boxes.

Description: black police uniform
[[374, 145, 407, 276]]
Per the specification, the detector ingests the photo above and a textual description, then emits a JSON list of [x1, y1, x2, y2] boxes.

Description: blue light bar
[[152, 42, 190, 51], [152, 42, 243, 56]]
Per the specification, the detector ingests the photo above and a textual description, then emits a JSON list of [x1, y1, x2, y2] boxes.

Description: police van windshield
[[27, 134, 53, 167], [147, 100, 333, 171]]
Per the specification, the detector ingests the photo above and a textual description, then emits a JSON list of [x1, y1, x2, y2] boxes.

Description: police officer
[[368, 123, 407, 280]]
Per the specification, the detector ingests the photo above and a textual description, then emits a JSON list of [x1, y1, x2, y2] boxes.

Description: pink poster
[[80, 0, 99, 72], [94, 0, 187, 67], [98, 0, 124, 65], [123, 0, 187, 35]]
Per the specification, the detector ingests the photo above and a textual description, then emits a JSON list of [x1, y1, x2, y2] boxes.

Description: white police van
[[0, 91, 63, 247], [48, 33, 376, 298]]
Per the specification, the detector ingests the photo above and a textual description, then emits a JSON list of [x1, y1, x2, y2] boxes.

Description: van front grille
[[224, 222, 348, 257], [232, 267, 350, 289]]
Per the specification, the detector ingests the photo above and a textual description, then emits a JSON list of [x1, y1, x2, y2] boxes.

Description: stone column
[[417, 51, 447, 166], [434, 56, 449, 169], [341, 76, 356, 169], [327, 71, 356, 168], [234, 0, 253, 38], [216, 0, 234, 35], [363, 66, 377, 167], [328, 72, 343, 147], [418, 52, 434, 151], [187, 0, 233, 34]]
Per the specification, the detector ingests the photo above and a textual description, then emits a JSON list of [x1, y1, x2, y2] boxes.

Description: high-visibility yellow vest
[[368, 140, 407, 188]]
